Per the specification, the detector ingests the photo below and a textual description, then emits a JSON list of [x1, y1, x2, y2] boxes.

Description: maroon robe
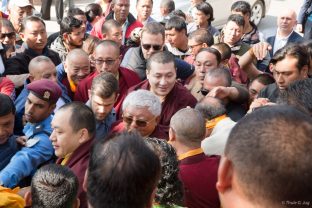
[[110, 120, 168, 140], [74, 67, 141, 118], [128, 80, 197, 133], [179, 152, 220, 208], [56, 138, 94, 208]]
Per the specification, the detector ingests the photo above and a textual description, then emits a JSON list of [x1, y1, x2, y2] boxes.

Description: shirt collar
[[276, 29, 294, 40], [178, 148, 204, 161]]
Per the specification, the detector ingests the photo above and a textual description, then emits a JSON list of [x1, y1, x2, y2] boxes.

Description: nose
[[98, 106, 106, 113], [276, 74, 284, 84], [159, 77, 166, 85], [49, 130, 56, 141]]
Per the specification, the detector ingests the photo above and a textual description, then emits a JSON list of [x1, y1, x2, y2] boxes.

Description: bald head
[[170, 108, 206, 147], [277, 9, 297, 35], [64, 48, 91, 85], [28, 56, 56, 82]]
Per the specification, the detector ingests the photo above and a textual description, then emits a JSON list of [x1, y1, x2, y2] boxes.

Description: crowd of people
[[0, 0, 312, 207]]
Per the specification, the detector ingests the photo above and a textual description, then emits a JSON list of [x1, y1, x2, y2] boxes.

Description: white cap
[[8, 0, 34, 9]]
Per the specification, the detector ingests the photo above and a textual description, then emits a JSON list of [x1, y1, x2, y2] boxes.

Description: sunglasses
[[200, 88, 210, 96], [0, 32, 15, 39], [122, 115, 154, 127], [142, 44, 162, 51]]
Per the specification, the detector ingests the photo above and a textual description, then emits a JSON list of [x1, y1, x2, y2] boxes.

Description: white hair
[[122, 89, 161, 116]]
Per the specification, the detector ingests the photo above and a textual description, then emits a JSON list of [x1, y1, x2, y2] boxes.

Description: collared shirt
[[273, 29, 294, 54], [114, 13, 129, 45], [86, 100, 116, 140]]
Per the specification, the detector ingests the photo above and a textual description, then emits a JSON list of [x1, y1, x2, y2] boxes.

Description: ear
[[146, 69, 150, 79], [301, 65, 309, 78], [102, 33, 107, 40], [62, 33, 68, 41], [24, 191, 32, 207], [19, 32, 25, 42], [216, 156, 234, 194], [201, 43, 208, 48], [78, 128, 90, 144], [48, 103, 56, 114], [168, 127, 176, 143]]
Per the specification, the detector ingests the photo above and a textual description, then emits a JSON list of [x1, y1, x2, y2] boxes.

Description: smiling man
[[110, 89, 167, 140], [4, 16, 61, 75], [0, 79, 61, 188], [50, 102, 96, 208], [127, 51, 197, 134]]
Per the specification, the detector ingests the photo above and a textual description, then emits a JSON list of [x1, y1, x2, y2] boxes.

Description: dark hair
[[0, 94, 15, 116], [165, 15, 187, 32], [227, 14, 245, 28], [231, 1, 252, 16], [67, 7, 85, 17], [91, 72, 119, 98], [225, 105, 312, 206], [212, 43, 232, 61], [278, 78, 312, 116], [58, 102, 96, 137], [60, 16, 83, 36], [170, 10, 186, 20], [141, 22, 165, 40], [87, 132, 161, 208], [160, 0, 175, 13], [197, 47, 222, 65], [271, 44, 310, 72], [195, 96, 226, 120], [101, 19, 121, 35], [188, 28, 214, 47], [21, 16, 46, 32], [147, 51, 176, 71], [31, 164, 79, 208], [196, 2, 214, 24], [144, 137, 184, 207], [249, 73, 275, 87], [85, 3, 103, 23], [1, 18, 15, 31], [205, 67, 232, 87]]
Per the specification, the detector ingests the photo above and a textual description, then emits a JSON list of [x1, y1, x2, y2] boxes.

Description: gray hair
[[122, 89, 161, 116], [195, 96, 226, 120]]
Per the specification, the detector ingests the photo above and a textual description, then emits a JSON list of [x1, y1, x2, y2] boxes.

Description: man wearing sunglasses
[[127, 51, 197, 135], [74, 40, 140, 118], [121, 22, 194, 80], [110, 89, 167, 140]]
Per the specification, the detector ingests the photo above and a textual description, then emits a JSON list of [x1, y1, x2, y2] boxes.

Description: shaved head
[[170, 108, 205, 147]]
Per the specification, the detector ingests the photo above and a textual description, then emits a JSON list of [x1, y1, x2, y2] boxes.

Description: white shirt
[[273, 29, 294, 54]]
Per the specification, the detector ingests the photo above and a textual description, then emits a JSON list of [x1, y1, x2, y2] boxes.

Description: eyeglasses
[[0, 32, 15, 39], [122, 115, 155, 127], [200, 88, 210, 96], [188, 43, 202, 50], [94, 59, 117, 66], [142, 44, 162, 51]]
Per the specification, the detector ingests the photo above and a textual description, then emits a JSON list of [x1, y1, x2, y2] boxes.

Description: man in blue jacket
[[0, 79, 62, 188]]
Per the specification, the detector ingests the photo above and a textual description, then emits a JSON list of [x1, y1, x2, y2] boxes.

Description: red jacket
[[56, 138, 94, 208], [179, 152, 220, 208], [74, 67, 141, 118], [0, 77, 15, 100]]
